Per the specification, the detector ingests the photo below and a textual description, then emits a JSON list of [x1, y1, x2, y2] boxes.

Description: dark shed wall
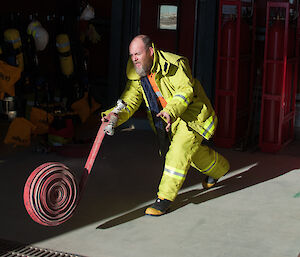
[[193, 0, 219, 101], [107, 0, 140, 105]]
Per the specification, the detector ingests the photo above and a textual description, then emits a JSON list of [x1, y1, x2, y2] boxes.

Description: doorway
[[140, 0, 196, 67]]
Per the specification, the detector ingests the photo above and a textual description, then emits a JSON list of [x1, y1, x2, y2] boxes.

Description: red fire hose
[[23, 100, 127, 226]]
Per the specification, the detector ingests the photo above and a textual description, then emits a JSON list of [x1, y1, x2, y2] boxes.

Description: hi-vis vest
[[102, 45, 217, 140], [147, 73, 167, 108]]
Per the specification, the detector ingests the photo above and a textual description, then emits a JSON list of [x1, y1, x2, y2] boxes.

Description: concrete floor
[[0, 118, 300, 257]]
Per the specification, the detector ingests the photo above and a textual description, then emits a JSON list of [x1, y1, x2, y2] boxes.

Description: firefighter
[[102, 35, 230, 216]]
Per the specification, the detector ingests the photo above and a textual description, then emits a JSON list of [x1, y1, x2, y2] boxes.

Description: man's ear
[[149, 47, 154, 57]]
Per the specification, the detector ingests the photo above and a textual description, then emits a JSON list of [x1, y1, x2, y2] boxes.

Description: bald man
[[102, 35, 230, 216]]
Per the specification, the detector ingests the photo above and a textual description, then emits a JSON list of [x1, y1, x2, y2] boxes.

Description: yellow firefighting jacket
[[102, 44, 217, 140]]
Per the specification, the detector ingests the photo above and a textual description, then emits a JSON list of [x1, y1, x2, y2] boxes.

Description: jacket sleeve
[[163, 58, 194, 121], [101, 79, 143, 127]]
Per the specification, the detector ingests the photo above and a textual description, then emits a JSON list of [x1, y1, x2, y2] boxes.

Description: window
[[158, 5, 178, 30]]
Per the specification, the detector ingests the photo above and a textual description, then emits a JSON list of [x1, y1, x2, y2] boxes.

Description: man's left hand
[[157, 111, 171, 132]]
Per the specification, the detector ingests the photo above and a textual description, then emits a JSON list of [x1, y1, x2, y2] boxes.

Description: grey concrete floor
[[0, 119, 300, 257]]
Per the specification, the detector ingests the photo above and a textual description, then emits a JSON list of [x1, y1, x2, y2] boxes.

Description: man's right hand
[[157, 111, 172, 132], [101, 115, 110, 123]]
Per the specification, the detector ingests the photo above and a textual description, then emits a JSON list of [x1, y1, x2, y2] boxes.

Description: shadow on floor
[[1, 126, 299, 245], [97, 153, 300, 229]]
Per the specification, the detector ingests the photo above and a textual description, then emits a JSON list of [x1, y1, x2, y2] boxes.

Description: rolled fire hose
[[23, 100, 127, 226]]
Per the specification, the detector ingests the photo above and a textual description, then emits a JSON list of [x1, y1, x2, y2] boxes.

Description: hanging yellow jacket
[[102, 44, 217, 140], [4, 117, 36, 146], [0, 60, 22, 97]]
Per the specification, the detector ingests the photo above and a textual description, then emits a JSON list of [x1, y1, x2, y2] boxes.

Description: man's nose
[[133, 55, 138, 62]]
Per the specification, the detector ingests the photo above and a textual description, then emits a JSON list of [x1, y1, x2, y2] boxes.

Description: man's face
[[129, 38, 153, 77]]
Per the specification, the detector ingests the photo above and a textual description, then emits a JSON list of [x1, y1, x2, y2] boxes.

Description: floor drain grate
[[0, 239, 86, 257]]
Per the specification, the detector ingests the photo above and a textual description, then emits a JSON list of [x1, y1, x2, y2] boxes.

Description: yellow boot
[[202, 167, 230, 189], [145, 197, 172, 216], [202, 176, 218, 189]]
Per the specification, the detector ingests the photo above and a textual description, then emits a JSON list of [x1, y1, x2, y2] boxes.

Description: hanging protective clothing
[[102, 44, 229, 201]]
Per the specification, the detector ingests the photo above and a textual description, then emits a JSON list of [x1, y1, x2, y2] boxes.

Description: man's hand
[[101, 116, 109, 123], [157, 111, 171, 132]]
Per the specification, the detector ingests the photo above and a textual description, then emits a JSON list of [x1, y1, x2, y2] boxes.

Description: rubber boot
[[202, 176, 218, 189], [145, 197, 172, 216]]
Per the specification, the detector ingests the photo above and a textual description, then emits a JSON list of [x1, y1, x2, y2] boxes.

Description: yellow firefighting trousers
[[158, 120, 230, 201]]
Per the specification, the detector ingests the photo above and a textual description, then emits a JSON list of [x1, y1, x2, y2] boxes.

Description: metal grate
[[0, 239, 86, 257]]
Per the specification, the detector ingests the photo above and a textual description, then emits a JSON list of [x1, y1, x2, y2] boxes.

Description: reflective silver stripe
[[5, 37, 21, 44], [56, 42, 70, 48], [203, 116, 215, 136], [165, 167, 186, 178], [155, 91, 163, 98], [202, 152, 217, 173], [31, 27, 39, 37], [174, 94, 189, 105]]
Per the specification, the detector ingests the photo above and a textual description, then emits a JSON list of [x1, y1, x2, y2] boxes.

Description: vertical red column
[[214, 0, 256, 148], [259, 1, 298, 153]]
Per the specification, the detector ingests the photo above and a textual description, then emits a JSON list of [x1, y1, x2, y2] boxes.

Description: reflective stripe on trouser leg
[[191, 144, 230, 179], [158, 121, 201, 201], [158, 165, 187, 201]]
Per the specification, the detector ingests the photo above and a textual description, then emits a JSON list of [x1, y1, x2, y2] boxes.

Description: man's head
[[129, 35, 154, 77]]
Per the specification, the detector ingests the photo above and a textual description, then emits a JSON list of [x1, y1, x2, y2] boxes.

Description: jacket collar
[[151, 44, 170, 76]]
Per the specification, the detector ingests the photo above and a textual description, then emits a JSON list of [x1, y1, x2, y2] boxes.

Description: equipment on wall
[[0, 59, 22, 119], [27, 20, 49, 52], [26, 19, 54, 110], [214, 0, 256, 149], [56, 33, 74, 78], [1, 96, 17, 120], [80, 4, 95, 21], [23, 100, 126, 226], [259, 0, 299, 152], [3, 28, 24, 71]]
